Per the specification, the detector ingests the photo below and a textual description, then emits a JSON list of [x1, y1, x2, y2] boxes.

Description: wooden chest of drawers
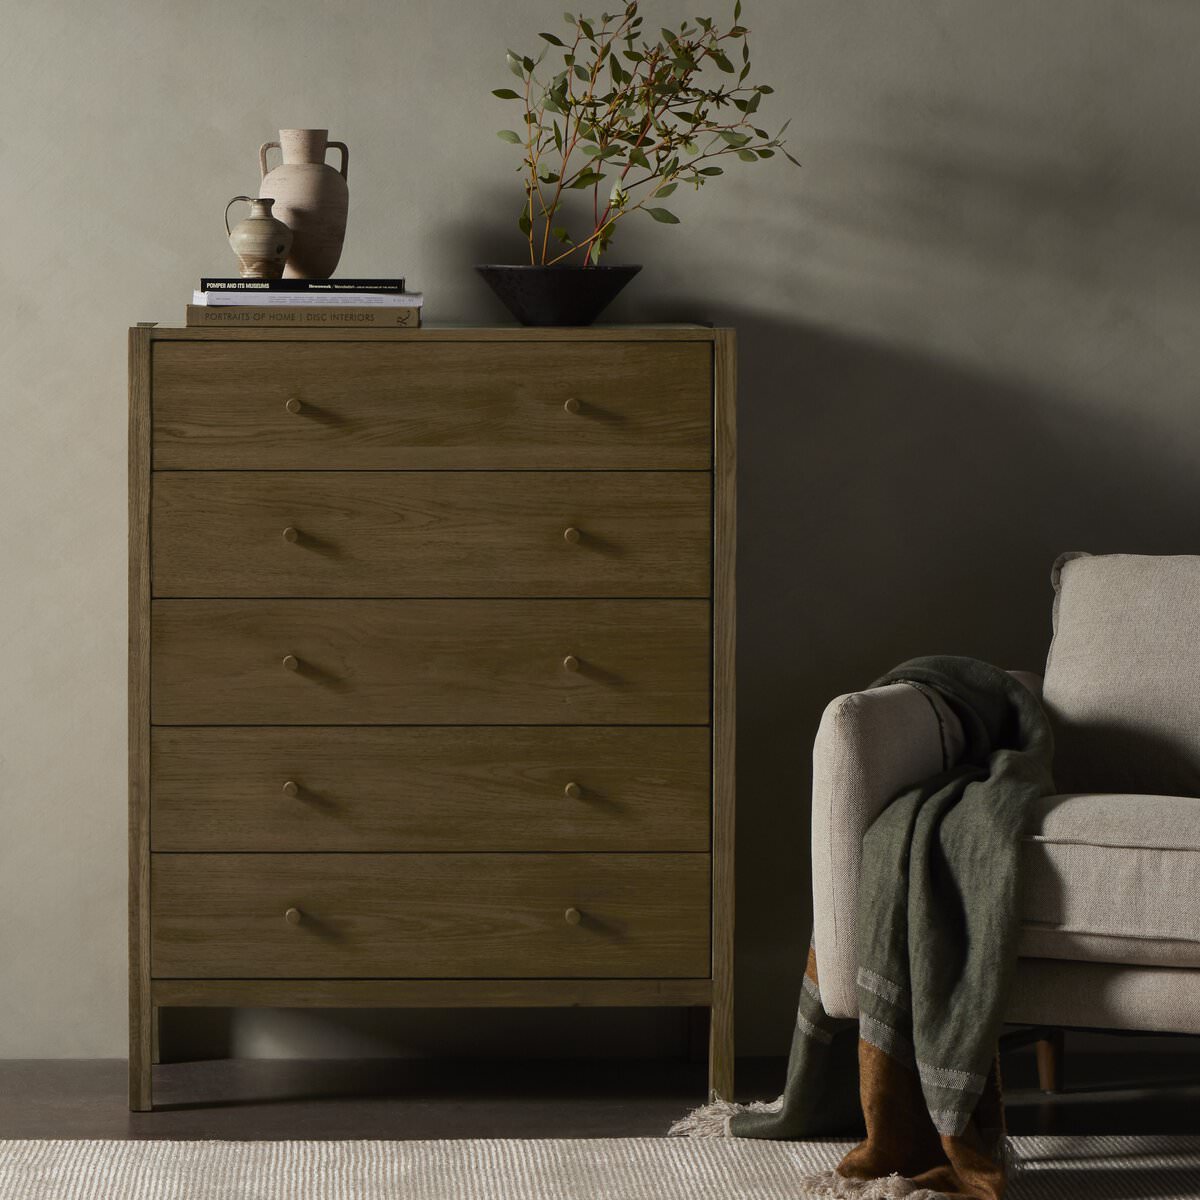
[[128, 325, 735, 1111]]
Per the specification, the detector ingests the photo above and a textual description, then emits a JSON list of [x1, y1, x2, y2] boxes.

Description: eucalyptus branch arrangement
[[494, 1, 797, 266]]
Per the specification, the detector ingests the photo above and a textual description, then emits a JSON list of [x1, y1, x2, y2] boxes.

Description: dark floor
[[2, 1049, 1199, 1139]]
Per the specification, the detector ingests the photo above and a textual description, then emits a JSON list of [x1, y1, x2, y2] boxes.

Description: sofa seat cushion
[[1018, 792, 1200, 968], [1043, 552, 1200, 795]]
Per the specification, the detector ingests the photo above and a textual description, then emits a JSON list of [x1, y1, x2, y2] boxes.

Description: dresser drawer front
[[152, 342, 712, 470], [152, 472, 711, 598], [151, 599, 710, 725], [151, 727, 711, 852], [151, 853, 711, 978]]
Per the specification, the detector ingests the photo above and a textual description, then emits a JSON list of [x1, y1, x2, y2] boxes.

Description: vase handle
[[259, 141, 280, 180], [224, 195, 254, 237], [328, 141, 349, 180]]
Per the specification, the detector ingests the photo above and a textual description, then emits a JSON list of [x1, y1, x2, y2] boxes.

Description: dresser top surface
[[134, 324, 729, 343]]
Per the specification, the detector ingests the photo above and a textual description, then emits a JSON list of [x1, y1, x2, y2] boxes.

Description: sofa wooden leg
[[1035, 1029, 1064, 1093]]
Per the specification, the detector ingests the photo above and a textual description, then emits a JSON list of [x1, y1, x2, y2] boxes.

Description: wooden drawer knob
[[562, 654, 581, 673], [285, 398, 303, 414], [282, 654, 300, 671], [282, 526, 300, 544], [284, 907, 303, 925], [562, 526, 582, 544], [563, 397, 581, 415], [564, 907, 583, 926], [563, 781, 582, 800], [281, 780, 300, 798]]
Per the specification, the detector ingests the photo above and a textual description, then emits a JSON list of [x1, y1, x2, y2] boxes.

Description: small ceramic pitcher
[[225, 196, 292, 279]]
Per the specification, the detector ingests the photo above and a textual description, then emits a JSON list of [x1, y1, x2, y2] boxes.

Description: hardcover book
[[185, 305, 422, 328], [200, 277, 406, 292]]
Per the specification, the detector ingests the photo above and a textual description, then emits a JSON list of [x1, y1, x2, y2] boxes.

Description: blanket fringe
[[794, 1171, 945, 1200], [666, 1094, 783, 1138]]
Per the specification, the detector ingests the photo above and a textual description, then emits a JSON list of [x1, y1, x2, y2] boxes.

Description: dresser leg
[[708, 998, 735, 1101], [151, 1006, 161, 1065], [129, 1003, 154, 1111]]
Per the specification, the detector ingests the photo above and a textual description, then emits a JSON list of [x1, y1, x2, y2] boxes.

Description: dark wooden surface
[[132, 325, 735, 1109], [150, 599, 712, 726], [151, 726, 711, 853], [3, 1049, 1199, 1139], [152, 340, 713, 470], [151, 471, 711, 598], [151, 853, 711, 980]]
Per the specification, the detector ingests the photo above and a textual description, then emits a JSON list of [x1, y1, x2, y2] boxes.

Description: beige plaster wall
[[2, 0, 1198, 1058]]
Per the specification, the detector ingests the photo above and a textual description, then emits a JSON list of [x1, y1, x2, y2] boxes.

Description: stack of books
[[186, 278, 423, 328]]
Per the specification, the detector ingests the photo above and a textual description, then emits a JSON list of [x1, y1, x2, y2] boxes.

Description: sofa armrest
[[810, 670, 1042, 1019], [811, 682, 963, 1018]]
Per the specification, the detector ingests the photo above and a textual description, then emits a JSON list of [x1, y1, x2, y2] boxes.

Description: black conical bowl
[[476, 264, 641, 326]]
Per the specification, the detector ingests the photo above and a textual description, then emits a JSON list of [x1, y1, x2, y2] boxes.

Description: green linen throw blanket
[[672, 657, 1054, 1200]]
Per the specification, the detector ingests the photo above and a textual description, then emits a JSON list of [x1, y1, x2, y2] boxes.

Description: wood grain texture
[[150, 599, 711, 725], [151, 726, 710, 852], [151, 472, 711, 598], [147, 325, 718, 342], [127, 327, 153, 1111], [709, 328, 737, 1101], [150, 853, 711, 979], [151, 978, 713, 1008], [131, 325, 735, 1106], [152, 341, 713, 470]]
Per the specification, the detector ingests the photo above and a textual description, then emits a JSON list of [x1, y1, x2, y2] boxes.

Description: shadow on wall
[[692, 312, 1200, 1050]]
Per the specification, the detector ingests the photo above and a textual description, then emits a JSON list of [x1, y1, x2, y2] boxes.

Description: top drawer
[[152, 341, 713, 470]]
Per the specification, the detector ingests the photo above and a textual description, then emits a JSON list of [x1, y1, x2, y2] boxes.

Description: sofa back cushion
[[1043, 552, 1200, 796]]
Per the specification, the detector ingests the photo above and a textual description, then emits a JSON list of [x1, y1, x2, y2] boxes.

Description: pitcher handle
[[224, 195, 254, 237], [328, 140, 349, 180], [259, 140, 280, 180]]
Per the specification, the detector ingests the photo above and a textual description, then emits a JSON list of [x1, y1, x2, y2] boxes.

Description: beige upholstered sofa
[[811, 553, 1200, 1071]]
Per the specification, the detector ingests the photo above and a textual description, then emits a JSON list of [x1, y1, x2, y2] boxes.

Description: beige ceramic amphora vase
[[258, 129, 349, 278], [225, 196, 292, 279]]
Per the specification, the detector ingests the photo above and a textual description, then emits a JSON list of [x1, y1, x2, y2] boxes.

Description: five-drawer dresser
[[128, 324, 735, 1110]]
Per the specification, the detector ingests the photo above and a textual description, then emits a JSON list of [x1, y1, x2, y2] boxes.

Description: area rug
[[2, 1136, 1198, 1199]]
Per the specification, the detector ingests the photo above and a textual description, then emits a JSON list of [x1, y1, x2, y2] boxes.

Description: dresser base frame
[[133, 981, 728, 1112]]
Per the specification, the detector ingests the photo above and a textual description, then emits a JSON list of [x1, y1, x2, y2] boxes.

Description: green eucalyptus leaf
[[497, 129, 523, 143], [736, 148, 757, 161], [646, 206, 680, 223], [628, 146, 651, 169], [564, 10, 575, 21], [492, 87, 521, 99], [507, 54, 525, 78], [784, 150, 801, 167], [518, 213, 533, 235], [574, 63, 590, 81], [540, 31, 566, 45], [653, 181, 678, 197], [580, 18, 595, 37], [719, 130, 750, 146], [734, 0, 742, 17], [553, 226, 573, 243], [710, 50, 734, 72], [756, 84, 774, 93], [697, 166, 724, 175], [757, 147, 775, 157]]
